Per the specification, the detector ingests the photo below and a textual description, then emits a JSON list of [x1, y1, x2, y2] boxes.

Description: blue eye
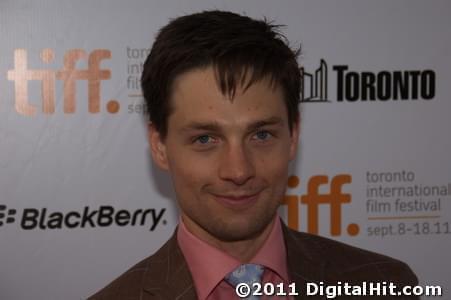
[[196, 135, 212, 144], [254, 130, 271, 140]]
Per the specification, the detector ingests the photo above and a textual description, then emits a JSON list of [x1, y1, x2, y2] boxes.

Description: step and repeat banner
[[0, 0, 449, 299]]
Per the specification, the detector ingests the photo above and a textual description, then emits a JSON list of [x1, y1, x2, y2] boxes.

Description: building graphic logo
[[300, 59, 329, 103], [6, 48, 120, 116], [282, 174, 360, 236], [299, 59, 436, 103]]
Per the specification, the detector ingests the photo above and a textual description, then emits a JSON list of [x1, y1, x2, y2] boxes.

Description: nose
[[218, 142, 256, 185]]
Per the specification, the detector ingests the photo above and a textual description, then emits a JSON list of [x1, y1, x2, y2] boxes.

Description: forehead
[[168, 67, 287, 129]]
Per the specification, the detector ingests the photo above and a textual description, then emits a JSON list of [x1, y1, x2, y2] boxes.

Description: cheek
[[255, 139, 291, 166], [255, 152, 289, 180], [254, 144, 291, 187], [167, 151, 214, 194]]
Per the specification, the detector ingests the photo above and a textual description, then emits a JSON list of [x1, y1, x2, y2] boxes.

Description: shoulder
[[285, 228, 418, 284], [87, 238, 174, 300], [87, 256, 152, 300]]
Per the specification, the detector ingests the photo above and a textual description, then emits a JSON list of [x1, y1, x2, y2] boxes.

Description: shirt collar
[[177, 217, 289, 300]]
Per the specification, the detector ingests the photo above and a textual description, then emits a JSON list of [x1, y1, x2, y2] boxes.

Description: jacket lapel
[[141, 231, 197, 299], [282, 223, 327, 300]]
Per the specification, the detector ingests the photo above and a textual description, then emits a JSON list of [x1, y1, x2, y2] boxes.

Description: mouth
[[212, 191, 261, 209]]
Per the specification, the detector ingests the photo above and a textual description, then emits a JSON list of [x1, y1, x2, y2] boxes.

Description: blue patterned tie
[[225, 264, 264, 299]]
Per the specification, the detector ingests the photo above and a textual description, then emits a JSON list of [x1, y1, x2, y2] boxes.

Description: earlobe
[[148, 123, 169, 170]]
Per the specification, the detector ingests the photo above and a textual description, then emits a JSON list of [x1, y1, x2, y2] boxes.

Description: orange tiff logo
[[7, 48, 120, 116], [282, 174, 360, 236]]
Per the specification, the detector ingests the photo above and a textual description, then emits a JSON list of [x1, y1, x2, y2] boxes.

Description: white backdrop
[[0, 1, 449, 299]]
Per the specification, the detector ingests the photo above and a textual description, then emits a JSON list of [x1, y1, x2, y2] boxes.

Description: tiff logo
[[300, 59, 329, 103], [7, 48, 120, 116], [282, 174, 359, 236], [0, 205, 16, 226]]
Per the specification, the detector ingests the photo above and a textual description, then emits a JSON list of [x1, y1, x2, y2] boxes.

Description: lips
[[212, 191, 261, 209]]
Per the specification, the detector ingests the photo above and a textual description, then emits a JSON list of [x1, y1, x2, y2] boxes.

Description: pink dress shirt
[[177, 217, 293, 300]]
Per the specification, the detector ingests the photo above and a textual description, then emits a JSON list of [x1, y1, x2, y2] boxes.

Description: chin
[[204, 213, 276, 242]]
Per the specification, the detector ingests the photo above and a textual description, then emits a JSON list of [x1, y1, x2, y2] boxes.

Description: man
[[90, 10, 419, 300]]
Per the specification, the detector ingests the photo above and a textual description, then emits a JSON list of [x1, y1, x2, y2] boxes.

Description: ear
[[148, 123, 169, 171], [289, 117, 300, 161]]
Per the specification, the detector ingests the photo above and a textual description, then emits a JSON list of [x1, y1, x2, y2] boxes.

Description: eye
[[252, 130, 272, 141], [194, 135, 215, 144]]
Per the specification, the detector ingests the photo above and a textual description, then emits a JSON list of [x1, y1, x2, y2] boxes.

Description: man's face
[[149, 66, 299, 243]]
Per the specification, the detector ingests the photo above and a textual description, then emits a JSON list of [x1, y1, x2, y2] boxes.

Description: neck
[[182, 215, 277, 262]]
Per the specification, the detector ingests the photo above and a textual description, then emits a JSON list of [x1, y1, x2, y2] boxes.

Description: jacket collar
[[142, 229, 197, 299], [282, 222, 327, 289]]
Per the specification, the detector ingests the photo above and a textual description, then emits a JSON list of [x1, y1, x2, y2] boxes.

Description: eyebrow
[[180, 116, 284, 133]]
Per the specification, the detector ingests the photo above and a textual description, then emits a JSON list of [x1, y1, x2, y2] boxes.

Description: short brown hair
[[141, 10, 301, 139]]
